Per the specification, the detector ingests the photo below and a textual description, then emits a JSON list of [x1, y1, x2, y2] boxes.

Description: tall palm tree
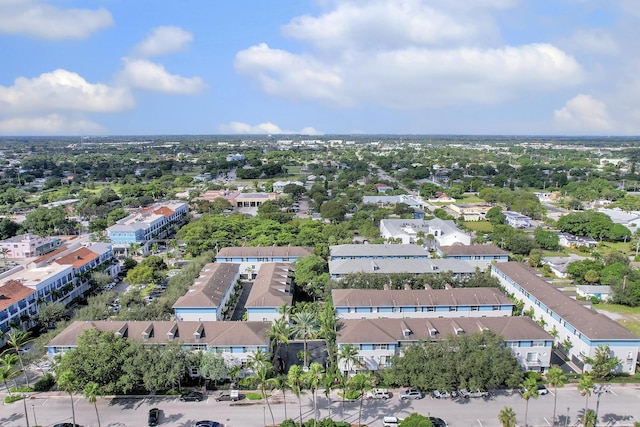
[[578, 374, 594, 427], [83, 381, 102, 427], [266, 317, 290, 357], [304, 362, 324, 427], [0, 352, 20, 394], [291, 311, 320, 367], [6, 329, 33, 388], [248, 361, 275, 427], [267, 374, 289, 422], [498, 406, 517, 427], [349, 372, 372, 427], [338, 344, 359, 375], [0, 247, 9, 269], [288, 364, 304, 424], [57, 371, 78, 427], [547, 365, 567, 425], [521, 377, 539, 427], [322, 371, 338, 420]]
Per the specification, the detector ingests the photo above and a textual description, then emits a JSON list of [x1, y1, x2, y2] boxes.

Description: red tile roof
[[153, 206, 175, 217], [54, 247, 99, 269], [0, 280, 36, 311]]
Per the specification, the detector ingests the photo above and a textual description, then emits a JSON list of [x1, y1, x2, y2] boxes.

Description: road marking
[[42, 399, 49, 405], [544, 417, 551, 425], [477, 420, 483, 427]]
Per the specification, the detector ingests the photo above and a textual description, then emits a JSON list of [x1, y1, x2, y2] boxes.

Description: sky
[[0, 0, 639, 136]]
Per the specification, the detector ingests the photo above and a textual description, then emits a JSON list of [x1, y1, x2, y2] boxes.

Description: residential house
[[379, 218, 471, 247], [558, 233, 598, 249], [541, 254, 587, 278], [333, 287, 513, 319], [375, 183, 393, 193], [491, 262, 639, 374], [173, 263, 240, 322], [0, 234, 62, 259], [272, 181, 304, 193], [216, 246, 312, 279], [244, 263, 293, 321], [504, 211, 532, 228], [328, 258, 475, 279], [436, 244, 509, 270], [106, 201, 188, 255], [576, 285, 612, 302], [46, 320, 269, 376], [336, 317, 553, 373]]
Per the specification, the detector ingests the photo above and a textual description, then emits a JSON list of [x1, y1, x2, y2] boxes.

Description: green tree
[[22, 206, 70, 236], [338, 344, 359, 375], [291, 311, 320, 367], [288, 364, 305, 424], [57, 370, 78, 427], [6, 329, 34, 388], [534, 227, 560, 250], [83, 381, 102, 427], [578, 374, 594, 427], [0, 352, 19, 393], [125, 264, 155, 286], [268, 374, 290, 422], [349, 372, 372, 427], [584, 345, 621, 380], [546, 365, 567, 426], [247, 354, 275, 427], [521, 377, 540, 427], [199, 351, 229, 386], [498, 406, 517, 427], [304, 362, 324, 427], [35, 301, 66, 330], [399, 413, 434, 427], [321, 200, 347, 223]]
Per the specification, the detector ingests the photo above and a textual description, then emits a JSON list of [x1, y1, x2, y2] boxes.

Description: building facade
[[0, 234, 62, 259]]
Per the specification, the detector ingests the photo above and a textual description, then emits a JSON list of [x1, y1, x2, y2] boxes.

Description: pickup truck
[[366, 388, 391, 399], [458, 389, 489, 399], [214, 390, 240, 401]]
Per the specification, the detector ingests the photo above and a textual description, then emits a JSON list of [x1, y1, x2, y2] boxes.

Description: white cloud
[[0, 114, 105, 135], [0, 0, 113, 40], [236, 1, 584, 109], [118, 59, 207, 94], [0, 69, 135, 114], [236, 43, 583, 108], [563, 28, 619, 55], [218, 121, 323, 135], [554, 94, 613, 132], [133, 26, 194, 58]]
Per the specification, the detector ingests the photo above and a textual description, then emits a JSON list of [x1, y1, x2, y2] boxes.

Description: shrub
[[9, 386, 33, 393], [4, 395, 24, 404], [34, 373, 55, 391], [245, 392, 263, 400]]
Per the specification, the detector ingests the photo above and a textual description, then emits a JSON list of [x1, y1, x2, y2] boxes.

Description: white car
[[366, 388, 391, 399]]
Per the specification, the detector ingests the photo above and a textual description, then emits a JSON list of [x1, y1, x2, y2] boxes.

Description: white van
[[383, 417, 403, 427]]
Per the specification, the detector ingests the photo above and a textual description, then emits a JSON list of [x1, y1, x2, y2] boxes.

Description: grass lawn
[[463, 221, 494, 233], [598, 241, 633, 255], [594, 304, 640, 336], [458, 195, 484, 204]]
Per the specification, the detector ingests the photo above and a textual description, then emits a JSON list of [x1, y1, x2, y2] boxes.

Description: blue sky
[[0, 0, 637, 136]]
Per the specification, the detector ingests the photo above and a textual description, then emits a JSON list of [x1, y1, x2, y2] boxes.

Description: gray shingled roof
[[332, 287, 512, 308], [245, 263, 293, 308], [337, 317, 552, 344], [216, 246, 313, 258], [329, 258, 475, 275], [493, 262, 639, 341], [173, 263, 240, 309], [329, 244, 430, 258], [438, 244, 508, 256]]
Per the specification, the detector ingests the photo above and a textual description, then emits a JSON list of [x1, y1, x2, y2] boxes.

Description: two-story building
[[435, 244, 509, 270], [449, 204, 494, 222], [106, 201, 188, 255], [244, 263, 293, 322], [328, 258, 475, 279], [329, 244, 430, 262], [491, 262, 640, 374], [0, 234, 62, 259], [504, 211, 531, 229], [173, 263, 241, 322], [0, 280, 38, 343], [333, 287, 513, 319], [216, 246, 312, 279], [46, 320, 270, 376], [336, 317, 553, 373]]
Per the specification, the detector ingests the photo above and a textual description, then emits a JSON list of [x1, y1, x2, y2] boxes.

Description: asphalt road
[[1, 385, 639, 427]]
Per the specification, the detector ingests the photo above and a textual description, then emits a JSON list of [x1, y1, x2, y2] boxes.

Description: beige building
[[449, 204, 495, 221]]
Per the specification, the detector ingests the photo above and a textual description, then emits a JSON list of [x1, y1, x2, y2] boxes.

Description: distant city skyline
[[0, 0, 639, 136]]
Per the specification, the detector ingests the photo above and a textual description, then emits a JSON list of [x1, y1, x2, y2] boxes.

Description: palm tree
[[547, 365, 567, 425], [57, 370, 78, 427], [128, 242, 142, 257], [248, 360, 275, 427], [288, 364, 304, 424], [322, 371, 338, 420], [83, 381, 102, 427], [0, 352, 20, 394], [338, 344, 359, 375], [267, 374, 289, 422], [6, 329, 33, 388], [304, 362, 324, 427], [498, 406, 517, 427], [578, 374, 594, 426], [266, 317, 290, 357], [291, 311, 320, 367], [521, 377, 539, 427], [0, 247, 9, 269], [349, 372, 372, 427]]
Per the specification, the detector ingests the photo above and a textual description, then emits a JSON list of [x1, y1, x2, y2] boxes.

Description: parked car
[[366, 388, 391, 399], [214, 390, 240, 401], [180, 391, 204, 402], [458, 388, 489, 399], [399, 388, 424, 400], [195, 421, 222, 427], [432, 390, 451, 399], [537, 384, 549, 395], [429, 417, 448, 427], [148, 407, 160, 426], [383, 416, 403, 427], [53, 424, 82, 427]]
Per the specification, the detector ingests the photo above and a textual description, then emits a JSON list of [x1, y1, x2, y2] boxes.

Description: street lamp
[[31, 403, 38, 427], [593, 385, 609, 427], [21, 394, 30, 427]]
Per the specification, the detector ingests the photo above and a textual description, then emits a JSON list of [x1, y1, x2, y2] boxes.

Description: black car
[[429, 417, 448, 427], [195, 421, 222, 427], [53, 424, 82, 427], [148, 407, 160, 426], [180, 391, 204, 402]]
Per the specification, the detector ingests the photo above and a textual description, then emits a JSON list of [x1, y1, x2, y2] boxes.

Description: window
[[471, 306, 479, 311], [373, 344, 389, 350], [449, 306, 457, 312], [492, 305, 500, 311]]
